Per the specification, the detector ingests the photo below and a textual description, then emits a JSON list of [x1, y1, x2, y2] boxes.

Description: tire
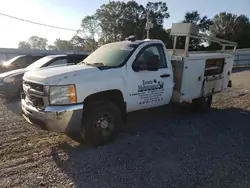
[[80, 101, 122, 146], [192, 95, 213, 112]]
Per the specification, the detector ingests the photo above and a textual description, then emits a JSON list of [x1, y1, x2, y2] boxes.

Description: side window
[[31, 56, 43, 63], [14, 56, 41, 68], [24, 56, 38, 66], [12, 57, 28, 68], [48, 58, 68, 67], [134, 45, 167, 71], [24, 57, 34, 67]]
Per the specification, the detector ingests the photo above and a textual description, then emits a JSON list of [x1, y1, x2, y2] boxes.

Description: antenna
[[125, 35, 136, 42], [145, 11, 153, 39]]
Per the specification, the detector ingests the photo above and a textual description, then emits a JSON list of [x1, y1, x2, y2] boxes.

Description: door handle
[[160, 74, 170, 78]]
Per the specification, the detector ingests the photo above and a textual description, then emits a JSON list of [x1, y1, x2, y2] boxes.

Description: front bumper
[[21, 99, 83, 133]]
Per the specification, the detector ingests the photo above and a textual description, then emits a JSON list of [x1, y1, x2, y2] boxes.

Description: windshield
[[82, 42, 136, 67], [2, 56, 23, 66], [25, 56, 54, 70]]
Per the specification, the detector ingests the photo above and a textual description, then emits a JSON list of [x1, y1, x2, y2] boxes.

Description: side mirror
[[132, 59, 147, 72], [132, 61, 140, 72], [147, 54, 159, 71]]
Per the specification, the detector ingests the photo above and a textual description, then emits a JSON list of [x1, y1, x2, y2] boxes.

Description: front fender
[[56, 68, 127, 103], [76, 76, 127, 102]]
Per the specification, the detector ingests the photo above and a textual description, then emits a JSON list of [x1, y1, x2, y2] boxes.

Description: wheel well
[[83, 90, 127, 122]]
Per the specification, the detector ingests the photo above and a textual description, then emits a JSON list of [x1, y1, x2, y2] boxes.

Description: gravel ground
[[0, 68, 250, 188]]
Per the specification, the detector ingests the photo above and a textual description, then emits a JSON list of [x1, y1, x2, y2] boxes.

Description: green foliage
[[18, 36, 48, 50], [18, 41, 31, 49], [210, 12, 250, 49], [95, 0, 170, 43], [181, 11, 213, 50], [28, 36, 48, 50], [79, 15, 100, 51], [48, 39, 74, 51], [71, 34, 85, 49]]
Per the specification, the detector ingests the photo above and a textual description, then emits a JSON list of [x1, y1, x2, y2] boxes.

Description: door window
[[133, 45, 167, 71], [12, 56, 28, 68], [31, 56, 44, 63]]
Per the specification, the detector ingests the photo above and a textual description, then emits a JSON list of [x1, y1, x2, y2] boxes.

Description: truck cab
[[21, 23, 237, 146]]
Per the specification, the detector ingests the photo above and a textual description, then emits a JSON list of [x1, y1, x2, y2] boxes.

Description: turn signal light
[[68, 85, 76, 103]]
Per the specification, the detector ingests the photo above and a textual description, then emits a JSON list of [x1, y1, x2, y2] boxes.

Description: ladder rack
[[170, 23, 238, 57]]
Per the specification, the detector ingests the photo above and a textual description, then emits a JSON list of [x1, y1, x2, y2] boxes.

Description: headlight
[[49, 85, 77, 105], [44, 85, 50, 94], [2, 61, 10, 67], [3, 77, 15, 84]]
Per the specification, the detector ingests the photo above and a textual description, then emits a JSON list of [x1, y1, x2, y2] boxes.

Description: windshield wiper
[[78, 61, 86, 65], [86, 62, 108, 67]]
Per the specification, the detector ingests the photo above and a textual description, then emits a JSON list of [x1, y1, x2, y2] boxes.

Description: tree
[[96, 1, 124, 43], [163, 28, 174, 48], [28, 36, 48, 50], [80, 15, 100, 51], [18, 41, 31, 49], [71, 34, 85, 50], [179, 11, 213, 50], [95, 1, 170, 43], [18, 36, 48, 50], [82, 37, 98, 52], [210, 12, 250, 49], [48, 39, 74, 51], [145, 1, 170, 26], [183, 11, 213, 32]]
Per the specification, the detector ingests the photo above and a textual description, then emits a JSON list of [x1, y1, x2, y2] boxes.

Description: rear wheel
[[80, 101, 121, 146], [192, 95, 213, 112]]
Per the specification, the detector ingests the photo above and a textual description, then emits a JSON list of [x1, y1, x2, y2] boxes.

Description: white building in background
[[234, 49, 250, 66]]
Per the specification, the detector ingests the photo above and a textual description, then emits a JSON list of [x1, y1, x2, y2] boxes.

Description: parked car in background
[[0, 54, 45, 73], [0, 53, 89, 100]]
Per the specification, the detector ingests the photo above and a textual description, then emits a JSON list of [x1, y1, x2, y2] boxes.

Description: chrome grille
[[23, 81, 47, 109], [23, 81, 44, 93], [25, 95, 44, 108]]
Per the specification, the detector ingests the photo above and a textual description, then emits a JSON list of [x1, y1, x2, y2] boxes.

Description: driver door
[[127, 44, 173, 112]]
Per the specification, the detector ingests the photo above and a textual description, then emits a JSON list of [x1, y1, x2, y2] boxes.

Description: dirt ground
[[0, 68, 250, 188]]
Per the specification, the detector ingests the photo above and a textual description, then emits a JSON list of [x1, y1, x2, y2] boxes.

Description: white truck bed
[[171, 53, 234, 103], [168, 23, 236, 103]]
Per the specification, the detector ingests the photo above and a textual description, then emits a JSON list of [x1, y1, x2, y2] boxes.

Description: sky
[[0, 0, 249, 48]]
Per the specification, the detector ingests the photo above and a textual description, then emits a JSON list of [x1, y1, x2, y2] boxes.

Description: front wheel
[[192, 95, 213, 112], [80, 101, 122, 146]]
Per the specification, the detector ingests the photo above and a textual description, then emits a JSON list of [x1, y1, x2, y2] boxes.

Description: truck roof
[[105, 39, 164, 48]]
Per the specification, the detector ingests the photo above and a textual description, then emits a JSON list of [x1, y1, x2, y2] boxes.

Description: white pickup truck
[[21, 23, 237, 146]]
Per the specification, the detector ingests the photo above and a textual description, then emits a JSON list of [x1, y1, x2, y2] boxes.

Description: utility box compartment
[[171, 53, 234, 102]]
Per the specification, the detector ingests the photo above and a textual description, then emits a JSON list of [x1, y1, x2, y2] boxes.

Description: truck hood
[[0, 68, 27, 79], [23, 64, 99, 85]]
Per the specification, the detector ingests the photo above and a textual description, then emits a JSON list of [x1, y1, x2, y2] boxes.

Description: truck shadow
[[51, 105, 250, 188], [3, 98, 21, 116]]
